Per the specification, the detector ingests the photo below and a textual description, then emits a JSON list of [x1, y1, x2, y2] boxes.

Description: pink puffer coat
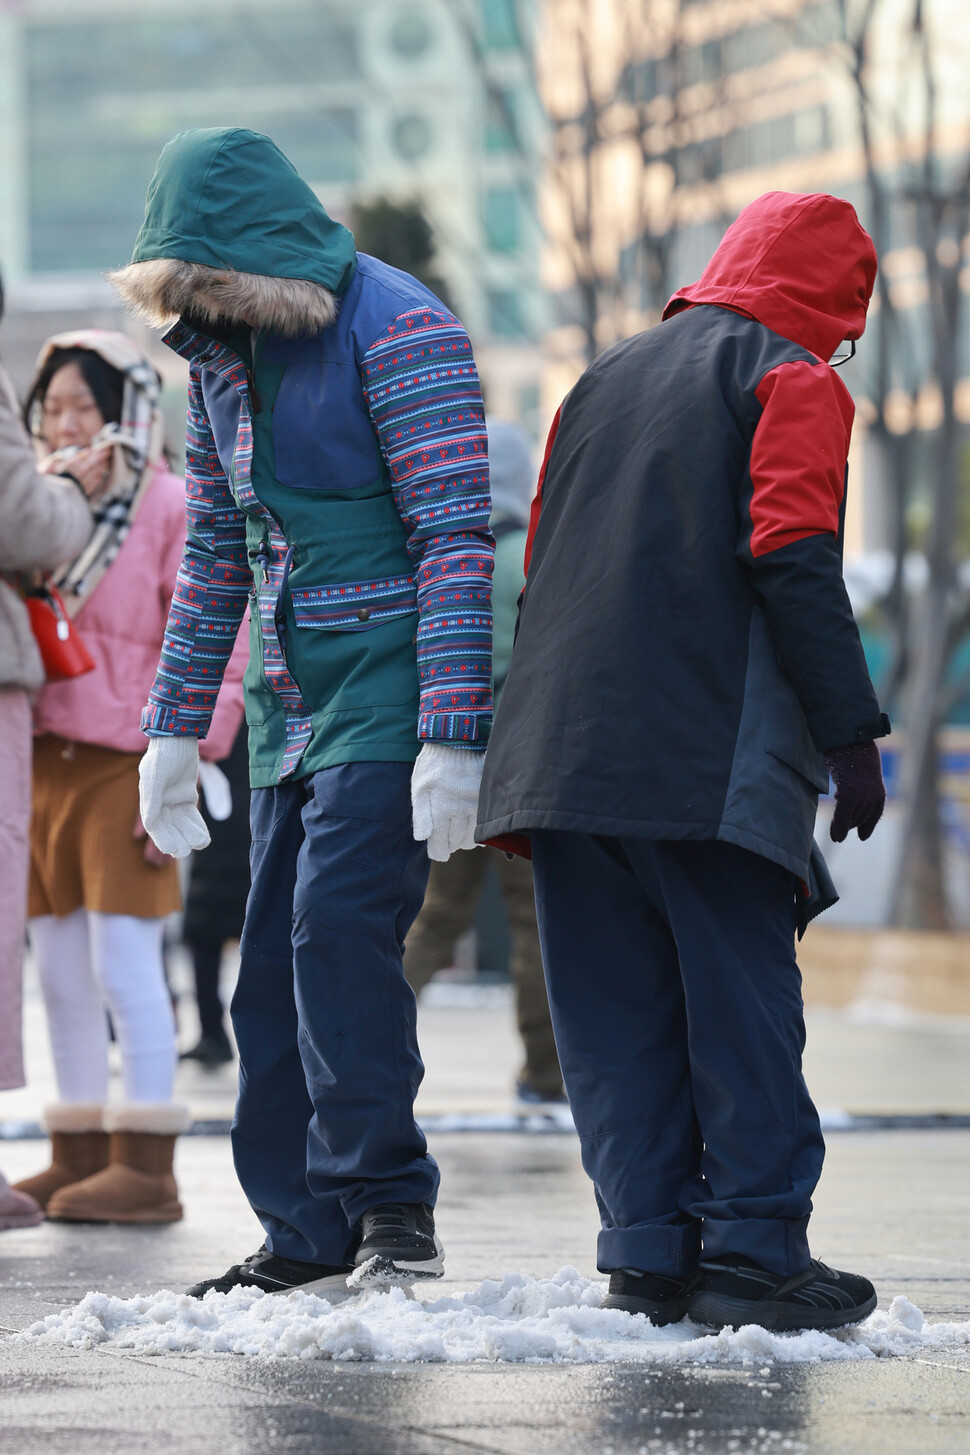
[[32, 463, 245, 759]]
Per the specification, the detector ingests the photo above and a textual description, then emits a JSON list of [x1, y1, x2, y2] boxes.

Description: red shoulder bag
[[24, 582, 95, 681]]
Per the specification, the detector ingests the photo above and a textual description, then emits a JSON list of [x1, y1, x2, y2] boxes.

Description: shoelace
[[233, 1247, 269, 1274]]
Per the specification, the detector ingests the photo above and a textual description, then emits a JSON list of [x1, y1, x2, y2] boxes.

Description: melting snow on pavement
[[12, 1269, 970, 1364]]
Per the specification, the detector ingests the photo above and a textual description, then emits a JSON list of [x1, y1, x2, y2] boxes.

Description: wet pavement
[[1, 1131, 969, 1454], [2, 1348, 969, 1455], [2, 950, 970, 1451], [3, 959, 970, 1131]]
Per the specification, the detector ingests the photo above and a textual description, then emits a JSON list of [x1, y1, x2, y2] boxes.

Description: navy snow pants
[[530, 833, 825, 1279], [231, 761, 436, 1265]]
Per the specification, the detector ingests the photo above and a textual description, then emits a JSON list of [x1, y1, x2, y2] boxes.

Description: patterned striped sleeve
[[141, 364, 252, 740], [360, 307, 494, 747]]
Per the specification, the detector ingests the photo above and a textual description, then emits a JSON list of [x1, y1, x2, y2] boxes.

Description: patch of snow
[[12, 1271, 970, 1366]]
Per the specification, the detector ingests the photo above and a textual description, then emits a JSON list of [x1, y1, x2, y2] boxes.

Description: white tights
[[28, 909, 176, 1104]]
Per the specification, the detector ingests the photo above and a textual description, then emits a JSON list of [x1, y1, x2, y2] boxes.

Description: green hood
[[131, 128, 357, 296]]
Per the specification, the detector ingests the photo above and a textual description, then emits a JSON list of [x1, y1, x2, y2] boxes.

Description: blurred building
[[538, 0, 970, 555], [0, 0, 545, 432]]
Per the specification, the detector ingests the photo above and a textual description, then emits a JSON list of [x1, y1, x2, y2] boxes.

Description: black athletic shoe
[[180, 1036, 233, 1067], [601, 1269, 699, 1325], [689, 1255, 877, 1332], [351, 1202, 444, 1284], [185, 1245, 354, 1299]]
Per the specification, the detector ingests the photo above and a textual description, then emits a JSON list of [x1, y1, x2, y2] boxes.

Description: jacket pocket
[[291, 575, 417, 632], [242, 610, 279, 727]]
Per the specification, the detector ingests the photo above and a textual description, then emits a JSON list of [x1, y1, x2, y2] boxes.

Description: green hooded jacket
[[128, 130, 493, 787]]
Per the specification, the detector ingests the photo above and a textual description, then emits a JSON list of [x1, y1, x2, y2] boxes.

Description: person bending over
[[111, 128, 492, 1297]]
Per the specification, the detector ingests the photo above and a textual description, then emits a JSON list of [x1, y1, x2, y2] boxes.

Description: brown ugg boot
[[46, 1104, 191, 1224], [12, 1105, 108, 1210]]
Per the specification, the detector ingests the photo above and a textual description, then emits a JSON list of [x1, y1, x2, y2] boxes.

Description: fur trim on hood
[[108, 258, 339, 337]]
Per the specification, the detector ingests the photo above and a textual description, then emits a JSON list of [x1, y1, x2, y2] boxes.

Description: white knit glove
[[138, 737, 211, 859], [411, 743, 485, 862], [197, 760, 233, 822]]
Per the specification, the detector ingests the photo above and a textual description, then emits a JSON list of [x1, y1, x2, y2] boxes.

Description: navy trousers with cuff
[[231, 761, 436, 1266], [529, 833, 825, 1280]]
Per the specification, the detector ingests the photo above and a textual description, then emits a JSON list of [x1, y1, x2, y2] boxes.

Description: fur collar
[[108, 258, 339, 337]]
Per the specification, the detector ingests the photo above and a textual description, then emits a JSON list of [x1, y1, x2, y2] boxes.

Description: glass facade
[[7, 0, 543, 417], [487, 286, 524, 337], [24, 7, 360, 271], [485, 89, 519, 152], [676, 108, 830, 182], [631, 2, 841, 103], [481, 0, 521, 51], [484, 186, 520, 251]]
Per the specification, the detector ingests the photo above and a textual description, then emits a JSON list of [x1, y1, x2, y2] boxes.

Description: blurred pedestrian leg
[[29, 909, 176, 1102], [404, 851, 564, 1102], [185, 938, 232, 1060], [180, 725, 251, 1067], [404, 851, 483, 995], [20, 905, 186, 1222], [499, 852, 563, 1101]]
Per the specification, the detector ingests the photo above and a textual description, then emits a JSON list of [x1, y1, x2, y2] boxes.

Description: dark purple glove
[[824, 741, 886, 843]]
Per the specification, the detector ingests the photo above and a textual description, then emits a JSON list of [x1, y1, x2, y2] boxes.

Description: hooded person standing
[[110, 128, 492, 1297], [477, 193, 889, 1332]]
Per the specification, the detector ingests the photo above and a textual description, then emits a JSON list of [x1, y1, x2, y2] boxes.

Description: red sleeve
[[523, 405, 562, 576], [749, 361, 854, 558]]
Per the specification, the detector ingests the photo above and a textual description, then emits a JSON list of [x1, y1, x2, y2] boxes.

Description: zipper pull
[[277, 544, 296, 601], [253, 544, 271, 589]]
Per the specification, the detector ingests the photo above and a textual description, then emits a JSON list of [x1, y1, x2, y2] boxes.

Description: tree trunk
[[890, 580, 949, 928]]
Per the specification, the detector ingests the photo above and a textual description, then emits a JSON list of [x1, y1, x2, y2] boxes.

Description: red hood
[[663, 192, 877, 362]]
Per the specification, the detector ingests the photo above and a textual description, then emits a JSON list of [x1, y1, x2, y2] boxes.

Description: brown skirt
[[29, 735, 181, 919]]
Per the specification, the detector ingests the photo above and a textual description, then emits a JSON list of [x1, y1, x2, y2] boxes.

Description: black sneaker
[[185, 1245, 353, 1299], [689, 1255, 877, 1332], [601, 1269, 699, 1325], [351, 1202, 444, 1285], [180, 1036, 233, 1067]]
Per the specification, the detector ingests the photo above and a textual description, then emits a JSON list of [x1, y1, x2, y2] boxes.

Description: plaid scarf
[[33, 332, 163, 611]]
